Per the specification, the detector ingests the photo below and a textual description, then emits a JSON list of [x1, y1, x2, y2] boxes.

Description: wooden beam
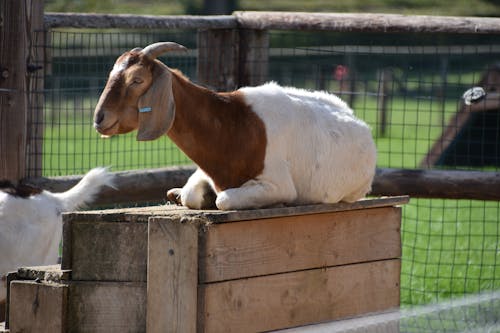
[[0, 1, 29, 181], [26, 166, 500, 205], [44, 13, 236, 30], [372, 168, 500, 201], [234, 11, 500, 34]]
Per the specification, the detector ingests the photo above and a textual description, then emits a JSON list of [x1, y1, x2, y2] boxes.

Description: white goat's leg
[[173, 168, 216, 209], [215, 166, 297, 210]]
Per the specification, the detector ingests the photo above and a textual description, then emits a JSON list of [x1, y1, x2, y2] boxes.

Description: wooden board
[[9, 281, 67, 333], [62, 196, 409, 224], [67, 282, 146, 333], [147, 218, 199, 333], [198, 259, 400, 333], [199, 207, 401, 283], [63, 220, 148, 281]]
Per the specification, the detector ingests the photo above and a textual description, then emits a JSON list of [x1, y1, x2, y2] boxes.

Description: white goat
[[0, 167, 113, 312], [93, 42, 376, 211]]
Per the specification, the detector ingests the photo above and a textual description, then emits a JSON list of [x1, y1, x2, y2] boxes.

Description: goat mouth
[[95, 120, 119, 134]]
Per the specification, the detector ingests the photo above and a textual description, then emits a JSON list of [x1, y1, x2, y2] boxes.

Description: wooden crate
[[6, 196, 407, 333]]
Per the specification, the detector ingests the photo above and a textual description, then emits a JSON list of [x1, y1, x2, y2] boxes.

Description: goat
[[93, 42, 376, 211], [0, 167, 113, 316]]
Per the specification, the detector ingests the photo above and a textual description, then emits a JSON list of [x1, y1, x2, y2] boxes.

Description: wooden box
[[6, 196, 407, 333]]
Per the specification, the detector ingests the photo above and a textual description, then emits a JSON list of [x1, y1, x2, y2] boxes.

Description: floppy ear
[[136, 66, 175, 141]]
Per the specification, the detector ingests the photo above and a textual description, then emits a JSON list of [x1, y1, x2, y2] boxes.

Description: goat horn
[[142, 42, 187, 59]]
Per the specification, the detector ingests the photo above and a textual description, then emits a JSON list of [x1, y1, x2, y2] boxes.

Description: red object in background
[[334, 65, 349, 81]]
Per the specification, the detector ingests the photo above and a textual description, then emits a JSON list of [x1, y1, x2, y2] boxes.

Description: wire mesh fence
[[27, 15, 500, 308]]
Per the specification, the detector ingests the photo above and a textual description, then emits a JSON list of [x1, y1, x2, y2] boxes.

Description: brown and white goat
[[93, 42, 376, 210]]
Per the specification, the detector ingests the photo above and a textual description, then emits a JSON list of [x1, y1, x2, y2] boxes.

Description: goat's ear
[[137, 67, 175, 141]]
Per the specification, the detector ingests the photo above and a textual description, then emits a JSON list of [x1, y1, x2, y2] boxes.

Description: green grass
[[401, 198, 500, 305]]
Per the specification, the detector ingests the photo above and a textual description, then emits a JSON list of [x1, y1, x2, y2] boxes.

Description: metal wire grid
[[28, 27, 500, 306]]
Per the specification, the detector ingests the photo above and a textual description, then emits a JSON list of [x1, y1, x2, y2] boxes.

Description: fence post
[[197, 28, 268, 91], [238, 29, 269, 87], [0, 0, 44, 181], [197, 28, 239, 91], [0, 1, 29, 181]]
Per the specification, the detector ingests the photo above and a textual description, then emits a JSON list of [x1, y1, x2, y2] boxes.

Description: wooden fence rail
[[44, 12, 500, 34], [26, 167, 500, 207]]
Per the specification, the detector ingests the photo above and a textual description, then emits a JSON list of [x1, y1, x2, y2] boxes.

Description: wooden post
[[0, 1, 29, 181], [238, 29, 269, 87], [197, 28, 268, 91], [197, 29, 239, 91], [0, 0, 44, 181]]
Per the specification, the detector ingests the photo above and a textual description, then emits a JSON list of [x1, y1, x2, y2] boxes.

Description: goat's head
[[93, 42, 187, 141]]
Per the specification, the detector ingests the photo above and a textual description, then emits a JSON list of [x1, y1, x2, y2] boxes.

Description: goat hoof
[[166, 188, 182, 205]]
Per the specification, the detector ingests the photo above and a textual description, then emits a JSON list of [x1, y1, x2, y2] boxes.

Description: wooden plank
[[9, 281, 67, 333], [65, 221, 148, 281], [147, 217, 198, 333], [61, 195, 408, 224], [67, 282, 146, 333], [199, 207, 401, 283], [195, 195, 408, 223], [199, 259, 400, 333], [234, 11, 500, 34]]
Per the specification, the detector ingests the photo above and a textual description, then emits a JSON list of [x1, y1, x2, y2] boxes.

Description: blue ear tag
[[139, 106, 152, 113]]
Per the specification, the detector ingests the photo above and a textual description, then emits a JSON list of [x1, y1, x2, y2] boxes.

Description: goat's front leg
[[167, 168, 216, 209], [215, 165, 297, 210]]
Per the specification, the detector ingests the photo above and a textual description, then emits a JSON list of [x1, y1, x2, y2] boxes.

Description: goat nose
[[94, 112, 104, 127]]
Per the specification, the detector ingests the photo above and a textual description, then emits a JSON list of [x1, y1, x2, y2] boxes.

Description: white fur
[[0, 167, 113, 302], [181, 82, 376, 210]]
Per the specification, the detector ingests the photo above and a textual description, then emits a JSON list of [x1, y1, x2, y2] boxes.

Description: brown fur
[[168, 71, 267, 191]]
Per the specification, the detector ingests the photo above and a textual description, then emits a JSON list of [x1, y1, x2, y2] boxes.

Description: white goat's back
[[240, 83, 376, 204], [0, 167, 113, 302]]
